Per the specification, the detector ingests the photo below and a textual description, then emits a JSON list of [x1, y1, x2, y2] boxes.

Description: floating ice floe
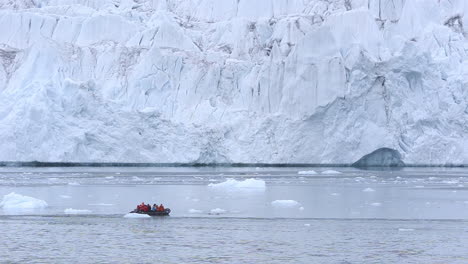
[[64, 208, 92, 214], [60, 195, 72, 199], [271, 200, 300, 208], [209, 208, 226, 215], [330, 193, 340, 196], [370, 202, 382, 207], [362, 188, 376, 192], [105, 176, 114, 179], [0, 192, 48, 210], [188, 209, 203, 214], [124, 213, 151, 218], [208, 178, 266, 190], [299, 206, 305, 211], [322, 170, 342, 174], [68, 182, 80, 186], [398, 228, 415, 232], [297, 170, 317, 175]]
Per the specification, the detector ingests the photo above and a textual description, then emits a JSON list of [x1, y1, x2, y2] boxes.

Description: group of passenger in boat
[[136, 202, 165, 212]]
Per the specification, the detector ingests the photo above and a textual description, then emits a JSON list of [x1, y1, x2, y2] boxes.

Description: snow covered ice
[[123, 213, 151, 218], [0, 192, 48, 210], [208, 178, 266, 190], [209, 208, 227, 215], [271, 200, 300, 208], [64, 208, 92, 214], [321, 170, 342, 175], [1, 0, 468, 165], [298, 170, 317, 175]]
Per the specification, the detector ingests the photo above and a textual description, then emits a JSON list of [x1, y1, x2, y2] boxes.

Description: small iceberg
[[64, 208, 92, 214], [124, 213, 151, 218], [370, 202, 382, 207], [208, 178, 265, 190], [271, 200, 300, 208], [363, 188, 376, 192], [322, 170, 342, 174], [0, 192, 48, 210], [209, 208, 226, 215], [398, 228, 415, 232], [297, 170, 317, 175]]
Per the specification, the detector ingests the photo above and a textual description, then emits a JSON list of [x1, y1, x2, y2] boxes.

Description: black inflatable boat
[[129, 208, 171, 216]]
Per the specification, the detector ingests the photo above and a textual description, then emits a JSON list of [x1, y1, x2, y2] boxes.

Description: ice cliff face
[[0, 0, 467, 164]]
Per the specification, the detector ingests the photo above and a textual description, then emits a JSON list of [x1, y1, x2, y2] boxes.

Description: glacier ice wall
[[0, 0, 468, 164]]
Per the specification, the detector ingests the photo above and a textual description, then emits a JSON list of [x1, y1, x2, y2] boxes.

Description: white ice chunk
[[322, 170, 342, 174], [208, 178, 266, 190], [68, 182, 80, 186], [370, 202, 382, 207], [363, 188, 376, 192], [124, 213, 151, 218], [209, 208, 226, 215], [297, 170, 317, 175], [60, 195, 72, 199], [188, 209, 203, 214], [271, 200, 300, 208], [398, 228, 415, 232], [0, 192, 48, 210], [64, 208, 92, 214]]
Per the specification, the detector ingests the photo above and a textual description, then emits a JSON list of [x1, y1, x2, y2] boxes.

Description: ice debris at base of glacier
[[271, 200, 301, 208], [64, 208, 92, 214], [208, 178, 266, 190], [0, 192, 48, 209], [124, 213, 151, 218], [1, 1, 468, 165]]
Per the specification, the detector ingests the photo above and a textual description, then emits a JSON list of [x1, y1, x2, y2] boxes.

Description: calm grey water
[[1, 167, 468, 263]]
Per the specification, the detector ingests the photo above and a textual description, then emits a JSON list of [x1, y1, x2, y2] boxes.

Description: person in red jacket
[[137, 202, 145, 212], [158, 204, 165, 212]]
